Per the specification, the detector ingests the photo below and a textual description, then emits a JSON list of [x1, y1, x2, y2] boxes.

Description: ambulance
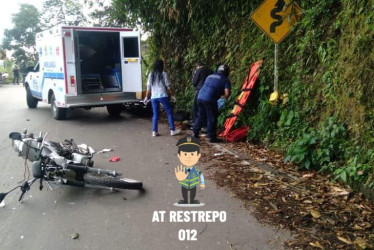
[[25, 26, 143, 120]]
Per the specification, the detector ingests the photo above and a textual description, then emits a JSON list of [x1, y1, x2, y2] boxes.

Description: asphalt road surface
[[0, 84, 289, 250]]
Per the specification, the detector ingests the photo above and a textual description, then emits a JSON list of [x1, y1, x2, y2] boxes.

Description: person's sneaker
[[209, 138, 223, 143], [170, 129, 181, 136], [190, 200, 200, 204], [178, 200, 188, 204], [201, 127, 207, 134], [152, 132, 160, 137]]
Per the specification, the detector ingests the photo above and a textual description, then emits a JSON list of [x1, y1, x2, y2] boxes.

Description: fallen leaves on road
[[199, 140, 374, 249], [310, 210, 321, 219], [309, 241, 324, 249]]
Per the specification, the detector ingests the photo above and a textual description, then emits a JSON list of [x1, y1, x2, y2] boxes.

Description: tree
[[85, 0, 121, 27], [2, 4, 41, 64], [40, 0, 88, 29]]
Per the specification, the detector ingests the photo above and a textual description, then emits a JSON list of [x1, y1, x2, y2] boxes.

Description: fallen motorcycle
[[0, 130, 143, 204]]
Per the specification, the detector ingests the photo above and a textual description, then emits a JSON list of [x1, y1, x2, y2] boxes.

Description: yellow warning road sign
[[250, 0, 302, 44], [0, 50, 6, 60]]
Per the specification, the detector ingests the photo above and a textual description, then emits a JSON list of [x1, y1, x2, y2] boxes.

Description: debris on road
[[97, 148, 113, 154], [109, 156, 120, 162], [70, 233, 79, 239]]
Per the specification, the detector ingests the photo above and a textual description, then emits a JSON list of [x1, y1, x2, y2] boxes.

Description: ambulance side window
[[123, 37, 139, 58]]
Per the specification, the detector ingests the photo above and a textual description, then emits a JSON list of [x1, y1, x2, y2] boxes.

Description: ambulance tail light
[[70, 76, 75, 85]]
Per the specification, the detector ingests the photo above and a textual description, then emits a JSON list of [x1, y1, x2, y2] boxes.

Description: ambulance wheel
[[107, 104, 123, 117], [51, 93, 67, 120], [26, 86, 38, 108]]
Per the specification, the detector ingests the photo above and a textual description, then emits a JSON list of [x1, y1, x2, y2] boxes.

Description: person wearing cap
[[175, 136, 205, 204], [191, 61, 212, 128], [193, 64, 231, 143]]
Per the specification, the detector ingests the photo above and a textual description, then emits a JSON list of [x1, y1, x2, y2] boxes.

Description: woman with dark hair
[[144, 59, 180, 137]]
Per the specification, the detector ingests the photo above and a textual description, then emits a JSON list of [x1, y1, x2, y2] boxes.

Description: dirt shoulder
[[196, 138, 374, 249]]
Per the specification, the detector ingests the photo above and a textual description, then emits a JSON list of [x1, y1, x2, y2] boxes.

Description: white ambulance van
[[25, 26, 143, 120]]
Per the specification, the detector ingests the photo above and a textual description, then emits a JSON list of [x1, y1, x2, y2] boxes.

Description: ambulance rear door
[[120, 31, 142, 93]]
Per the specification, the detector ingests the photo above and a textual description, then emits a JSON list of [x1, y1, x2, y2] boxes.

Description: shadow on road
[[58, 185, 147, 202]]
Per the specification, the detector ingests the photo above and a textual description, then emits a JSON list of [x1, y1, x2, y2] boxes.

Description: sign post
[[274, 43, 278, 92], [250, 0, 302, 102]]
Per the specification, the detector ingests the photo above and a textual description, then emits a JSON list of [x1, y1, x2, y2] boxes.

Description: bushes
[[284, 117, 374, 188], [285, 117, 347, 170]]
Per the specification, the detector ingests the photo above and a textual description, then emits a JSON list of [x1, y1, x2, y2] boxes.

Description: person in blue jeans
[[193, 64, 231, 143], [144, 59, 181, 137]]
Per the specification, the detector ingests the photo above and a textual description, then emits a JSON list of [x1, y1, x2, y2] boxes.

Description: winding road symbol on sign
[[250, 0, 302, 43], [270, 0, 286, 33]]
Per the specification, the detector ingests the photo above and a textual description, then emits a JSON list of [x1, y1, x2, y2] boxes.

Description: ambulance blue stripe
[[31, 72, 65, 98], [43, 72, 64, 79]]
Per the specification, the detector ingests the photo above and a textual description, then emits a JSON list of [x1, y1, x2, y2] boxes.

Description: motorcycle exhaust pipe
[[65, 163, 122, 177]]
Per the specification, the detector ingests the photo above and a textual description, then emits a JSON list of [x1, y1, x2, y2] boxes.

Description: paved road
[[0, 84, 289, 250]]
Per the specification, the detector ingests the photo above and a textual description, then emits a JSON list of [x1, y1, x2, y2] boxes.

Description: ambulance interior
[[78, 31, 123, 94]]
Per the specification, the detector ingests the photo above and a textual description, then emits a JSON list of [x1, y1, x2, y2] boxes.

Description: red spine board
[[219, 60, 263, 137]]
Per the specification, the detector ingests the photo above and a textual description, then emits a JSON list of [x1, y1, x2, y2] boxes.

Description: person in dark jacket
[[191, 61, 212, 128], [193, 64, 231, 143], [12, 65, 20, 85]]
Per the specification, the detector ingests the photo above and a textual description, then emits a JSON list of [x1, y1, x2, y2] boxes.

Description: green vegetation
[[40, 0, 88, 29], [112, 0, 374, 189], [2, 4, 41, 64]]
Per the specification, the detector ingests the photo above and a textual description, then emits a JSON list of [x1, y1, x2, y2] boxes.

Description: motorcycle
[[0, 130, 143, 205], [0, 72, 8, 81]]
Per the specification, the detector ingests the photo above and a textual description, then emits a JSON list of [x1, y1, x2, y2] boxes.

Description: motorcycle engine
[[71, 153, 94, 167]]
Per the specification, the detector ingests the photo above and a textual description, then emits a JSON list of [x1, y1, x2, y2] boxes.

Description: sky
[[0, 0, 45, 42], [0, 0, 147, 52]]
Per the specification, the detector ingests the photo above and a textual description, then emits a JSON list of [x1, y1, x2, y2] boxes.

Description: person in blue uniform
[[175, 136, 205, 204], [193, 64, 231, 143]]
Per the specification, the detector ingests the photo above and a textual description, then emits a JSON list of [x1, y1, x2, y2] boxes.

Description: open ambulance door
[[73, 30, 82, 95], [120, 31, 142, 94]]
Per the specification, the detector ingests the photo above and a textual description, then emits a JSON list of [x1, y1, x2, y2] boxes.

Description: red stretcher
[[219, 60, 263, 140]]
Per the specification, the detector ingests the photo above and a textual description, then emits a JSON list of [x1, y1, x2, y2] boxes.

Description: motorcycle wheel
[[83, 173, 143, 190]]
